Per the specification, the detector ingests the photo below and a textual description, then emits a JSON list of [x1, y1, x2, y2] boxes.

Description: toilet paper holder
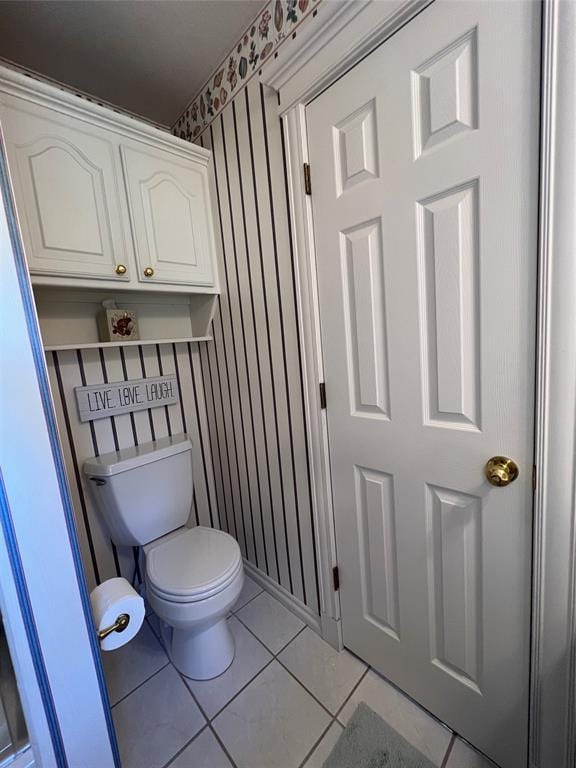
[[97, 613, 130, 641]]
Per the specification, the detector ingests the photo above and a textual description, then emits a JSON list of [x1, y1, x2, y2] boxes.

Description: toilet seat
[[146, 526, 242, 603], [148, 559, 243, 604]]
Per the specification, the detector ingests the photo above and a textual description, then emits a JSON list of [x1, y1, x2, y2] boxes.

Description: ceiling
[[0, 0, 266, 126]]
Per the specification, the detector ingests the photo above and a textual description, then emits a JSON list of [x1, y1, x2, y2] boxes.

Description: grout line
[[161, 723, 210, 768], [275, 654, 339, 721], [169, 659, 242, 768], [172, 614, 308, 727], [169, 630, 275, 723], [363, 663, 454, 740], [233, 606, 307, 656], [220, 609, 365, 730], [441, 733, 456, 768], [110, 660, 171, 709], [296, 717, 335, 768], [219, 651, 272, 718], [170, 661, 211, 720], [214, 610, 368, 766], [204, 655, 277, 722], [296, 657, 370, 767], [231, 584, 264, 614], [145, 614, 162, 641], [208, 721, 241, 768], [274, 622, 308, 655], [333, 665, 370, 723], [272, 626, 368, 705]]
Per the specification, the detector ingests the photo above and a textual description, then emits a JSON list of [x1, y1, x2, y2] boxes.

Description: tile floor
[[104, 577, 499, 768]]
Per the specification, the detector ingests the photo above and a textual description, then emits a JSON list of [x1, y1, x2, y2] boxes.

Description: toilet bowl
[[145, 525, 243, 679], [83, 435, 244, 681]]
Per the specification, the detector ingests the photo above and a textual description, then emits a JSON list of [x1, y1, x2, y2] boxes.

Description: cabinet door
[[0, 96, 132, 281], [120, 144, 215, 287]]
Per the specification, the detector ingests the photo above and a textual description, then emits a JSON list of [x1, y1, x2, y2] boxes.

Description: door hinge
[[532, 464, 537, 491], [332, 566, 340, 592], [303, 163, 312, 195], [319, 382, 326, 409]]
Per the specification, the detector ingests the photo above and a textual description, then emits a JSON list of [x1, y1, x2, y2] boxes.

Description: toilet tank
[[83, 435, 193, 546]]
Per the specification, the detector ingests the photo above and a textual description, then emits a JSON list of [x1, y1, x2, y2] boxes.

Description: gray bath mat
[[323, 702, 436, 768]]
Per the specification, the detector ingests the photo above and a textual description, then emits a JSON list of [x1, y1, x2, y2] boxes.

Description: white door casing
[[307, 2, 540, 767], [0, 95, 131, 281], [121, 144, 216, 287]]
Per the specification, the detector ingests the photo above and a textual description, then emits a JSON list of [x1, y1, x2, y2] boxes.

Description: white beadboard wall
[[45, 342, 218, 592]]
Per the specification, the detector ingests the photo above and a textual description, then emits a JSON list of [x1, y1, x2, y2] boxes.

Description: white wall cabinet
[[0, 65, 220, 347], [0, 66, 218, 294], [0, 97, 131, 282], [121, 144, 215, 287]]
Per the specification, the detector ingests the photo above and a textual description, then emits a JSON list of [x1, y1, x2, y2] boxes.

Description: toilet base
[[169, 617, 236, 680]]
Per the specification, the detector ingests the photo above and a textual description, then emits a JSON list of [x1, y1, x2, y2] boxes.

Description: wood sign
[[75, 375, 179, 423]]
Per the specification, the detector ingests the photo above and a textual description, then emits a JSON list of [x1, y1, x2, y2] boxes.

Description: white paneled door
[[307, 2, 540, 767]]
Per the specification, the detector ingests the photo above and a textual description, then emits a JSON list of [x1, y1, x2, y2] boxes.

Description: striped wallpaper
[[193, 78, 320, 615], [46, 343, 217, 593]]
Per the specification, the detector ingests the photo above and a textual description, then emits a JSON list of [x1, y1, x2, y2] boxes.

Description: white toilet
[[83, 434, 244, 680]]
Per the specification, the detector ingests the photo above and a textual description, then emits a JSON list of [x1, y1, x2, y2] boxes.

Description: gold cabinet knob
[[143, 267, 154, 278], [115, 264, 127, 275], [485, 456, 519, 487]]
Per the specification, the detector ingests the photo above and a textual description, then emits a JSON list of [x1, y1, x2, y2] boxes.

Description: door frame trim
[[263, 0, 576, 765], [529, 2, 576, 766], [282, 102, 341, 647]]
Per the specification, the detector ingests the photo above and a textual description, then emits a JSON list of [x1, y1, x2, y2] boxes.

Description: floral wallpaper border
[[173, 0, 321, 141]]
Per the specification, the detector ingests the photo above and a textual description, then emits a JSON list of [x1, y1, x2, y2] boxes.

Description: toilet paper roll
[[90, 577, 145, 651]]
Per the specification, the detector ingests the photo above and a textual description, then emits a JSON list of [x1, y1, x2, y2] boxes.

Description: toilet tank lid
[[83, 435, 191, 477]]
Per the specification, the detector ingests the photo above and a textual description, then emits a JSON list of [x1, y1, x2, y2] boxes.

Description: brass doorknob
[[485, 456, 519, 487], [143, 267, 154, 278], [115, 263, 127, 275]]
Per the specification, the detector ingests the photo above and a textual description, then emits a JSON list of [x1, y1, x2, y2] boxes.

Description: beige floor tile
[[213, 661, 330, 768], [169, 727, 233, 768], [236, 591, 304, 653], [279, 628, 366, 714], [233, 575, 263, 611], [302, 722, 343, 768], [112, 665, 204, 768], [183, 617, 272, 718], [103, 621, 168, 706]]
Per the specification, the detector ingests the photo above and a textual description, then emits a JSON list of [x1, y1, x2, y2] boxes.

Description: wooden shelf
[[43, 336, 212, 352], [33, 286, 217, 351]]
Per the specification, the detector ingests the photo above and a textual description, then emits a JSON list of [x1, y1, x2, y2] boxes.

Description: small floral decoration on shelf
[[173, 0, 321, 141]]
